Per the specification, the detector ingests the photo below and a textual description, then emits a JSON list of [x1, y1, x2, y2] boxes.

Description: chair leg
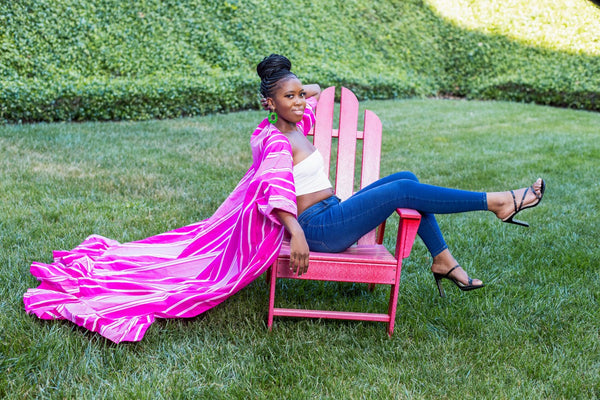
[[267, 264, 277, 331], [387, 282, 399, 337]]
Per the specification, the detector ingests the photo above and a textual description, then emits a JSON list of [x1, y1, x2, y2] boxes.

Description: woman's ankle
[[431, 250, 458, 274], [488, 179, 544, 220]]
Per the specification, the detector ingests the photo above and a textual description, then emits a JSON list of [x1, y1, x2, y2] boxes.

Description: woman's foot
[[431, 250, 483, 288], [489, 178, 545, 225], [433, 265, 485, 297], [431, 263, 483, 288], [431, 251, 484, 297]]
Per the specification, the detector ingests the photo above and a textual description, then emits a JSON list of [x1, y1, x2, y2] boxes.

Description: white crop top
[[293, 150, 333, 196]]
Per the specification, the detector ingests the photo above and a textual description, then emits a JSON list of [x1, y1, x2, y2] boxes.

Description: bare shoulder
[[285, 130, 316, 163]]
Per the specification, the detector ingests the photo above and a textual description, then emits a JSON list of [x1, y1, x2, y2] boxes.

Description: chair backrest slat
[[360, 110, 382, 188], [357, 110, 383, 245], [335, 87, 359, 200], [309, 87, 383, 246], [312, 86, 335, 179]]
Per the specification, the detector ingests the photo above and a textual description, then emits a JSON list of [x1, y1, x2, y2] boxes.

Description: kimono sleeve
[[300, 96, 318, 136], [252, 132, 297, 223]]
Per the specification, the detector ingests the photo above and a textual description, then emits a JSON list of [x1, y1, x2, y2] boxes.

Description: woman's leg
[[299, 172, 543, 286], [299, 174, 485, 286], [351, 172, 452, 257], [301, 172, 487, 254]]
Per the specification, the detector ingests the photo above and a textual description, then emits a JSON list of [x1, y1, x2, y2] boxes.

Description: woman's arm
[[303, 84, 321, 101], [274, 210, 310, 276]]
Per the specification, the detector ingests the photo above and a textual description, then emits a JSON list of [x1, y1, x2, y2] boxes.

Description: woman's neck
[[275, 120, 299, 134]]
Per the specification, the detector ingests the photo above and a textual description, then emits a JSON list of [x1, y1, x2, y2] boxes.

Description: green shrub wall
[[1, 0, 599, 123]]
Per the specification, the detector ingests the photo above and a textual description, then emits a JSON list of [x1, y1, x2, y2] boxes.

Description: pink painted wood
[[267, 87, 422, 336]]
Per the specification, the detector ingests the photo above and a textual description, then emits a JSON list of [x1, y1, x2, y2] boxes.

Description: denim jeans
[[297, 171, 488, 257]]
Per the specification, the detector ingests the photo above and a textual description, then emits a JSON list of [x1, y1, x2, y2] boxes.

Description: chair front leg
[[267, 263, 278, 330]]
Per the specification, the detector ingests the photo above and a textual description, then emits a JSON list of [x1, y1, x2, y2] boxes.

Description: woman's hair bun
[[257, 54, 296, 98], [257, 54, 292, 81]]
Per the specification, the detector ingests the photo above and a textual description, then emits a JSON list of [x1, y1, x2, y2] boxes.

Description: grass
[[1, 97, 599, 399]]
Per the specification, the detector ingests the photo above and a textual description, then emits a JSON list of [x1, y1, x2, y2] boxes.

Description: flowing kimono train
[[23, 99, 317, 343]]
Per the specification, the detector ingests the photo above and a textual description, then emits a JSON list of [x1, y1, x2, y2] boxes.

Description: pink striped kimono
[[23, 98, 317, 343]]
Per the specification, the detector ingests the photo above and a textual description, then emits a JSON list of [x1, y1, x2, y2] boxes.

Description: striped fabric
[[23, 98, 317, 343]]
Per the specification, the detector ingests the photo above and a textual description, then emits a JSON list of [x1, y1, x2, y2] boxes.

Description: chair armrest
[[375, 208, 421, 247], [394, 208, 421, 259], [396, 208, 421, 220]]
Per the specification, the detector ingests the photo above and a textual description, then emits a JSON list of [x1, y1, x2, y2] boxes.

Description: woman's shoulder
[[251, 120, 290, 151]]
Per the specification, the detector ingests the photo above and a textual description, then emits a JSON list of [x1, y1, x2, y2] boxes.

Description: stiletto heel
[[432, 265, 484, 298], [502, 179, 546, 227], [434, 274, 446, 297]]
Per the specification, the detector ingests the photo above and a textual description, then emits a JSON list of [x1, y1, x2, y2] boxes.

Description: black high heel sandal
[[433, 265, 484, 298], [502, 179, 546, 227]]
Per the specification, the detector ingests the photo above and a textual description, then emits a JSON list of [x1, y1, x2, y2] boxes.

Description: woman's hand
[[289, 230, 310, 276], [259, 95, 270, 110], [274, 210, 310, 276]]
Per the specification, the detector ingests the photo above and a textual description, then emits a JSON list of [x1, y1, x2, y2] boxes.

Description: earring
[[268, 110, 278, 124]]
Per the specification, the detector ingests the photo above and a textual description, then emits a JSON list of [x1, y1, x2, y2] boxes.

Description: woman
[[257, 54, 545, 295], [23, 55, 544, 343]]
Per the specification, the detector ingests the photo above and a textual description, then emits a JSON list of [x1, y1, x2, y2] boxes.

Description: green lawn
[[1, 98, 599, 399]]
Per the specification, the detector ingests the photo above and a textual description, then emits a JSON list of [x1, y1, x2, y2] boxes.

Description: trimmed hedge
[[0, 75, 258, 122], [435, 20, 600, 110], [1, 0, 599, 123]]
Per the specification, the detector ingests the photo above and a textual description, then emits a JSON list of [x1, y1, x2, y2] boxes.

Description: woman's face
[[268, 77, 306, 125]]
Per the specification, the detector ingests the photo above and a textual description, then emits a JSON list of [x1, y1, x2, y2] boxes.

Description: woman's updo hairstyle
[[257, 54, 297, 99]]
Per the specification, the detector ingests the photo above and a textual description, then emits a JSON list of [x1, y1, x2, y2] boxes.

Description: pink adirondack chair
[[267, 87, 422, 336]]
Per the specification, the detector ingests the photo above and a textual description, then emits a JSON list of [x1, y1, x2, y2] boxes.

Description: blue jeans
[[297, 171, 488, 257]]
